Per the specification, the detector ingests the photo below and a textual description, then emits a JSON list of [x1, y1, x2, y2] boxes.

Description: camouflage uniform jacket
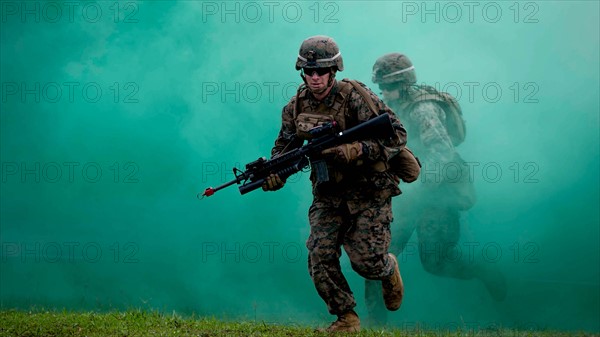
[[388, 91, 468, 190], [388, 95, 457, 179], [389, 89, 476, 209], [271, 79, 407, 200]]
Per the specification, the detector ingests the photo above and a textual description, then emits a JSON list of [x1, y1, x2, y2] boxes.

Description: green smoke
[[1, 1, 598, 332]]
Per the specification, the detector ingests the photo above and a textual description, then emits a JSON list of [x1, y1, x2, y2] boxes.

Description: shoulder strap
[[411, 85, 444, 103], [338, 79, 354, 96], [293, 84, 307, 120], [334, 80, 354, 113], [343, 78, 380, 116]]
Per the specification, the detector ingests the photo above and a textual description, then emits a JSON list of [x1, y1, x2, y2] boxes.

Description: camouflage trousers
[[365, 204, 477, 325], [306, 195, 395, 315], [392, 205, 473, 278]]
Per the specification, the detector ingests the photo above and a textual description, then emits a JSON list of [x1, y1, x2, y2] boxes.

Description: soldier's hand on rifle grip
[[321, 141, 364, 164], [262, 173, 285, 191]]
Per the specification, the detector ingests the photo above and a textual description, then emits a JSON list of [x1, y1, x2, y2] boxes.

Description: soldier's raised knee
[[350, 255, 387, 279]]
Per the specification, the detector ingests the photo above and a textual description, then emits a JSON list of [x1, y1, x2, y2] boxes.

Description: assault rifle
[[199, 113, 396, 198]]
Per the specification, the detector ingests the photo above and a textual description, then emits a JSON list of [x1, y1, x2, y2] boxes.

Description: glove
[[262, 173, 285, 191], [321, 142, 364, 164]]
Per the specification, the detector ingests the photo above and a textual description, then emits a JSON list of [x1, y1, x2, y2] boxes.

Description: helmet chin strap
[[327, 70, 336, 87]]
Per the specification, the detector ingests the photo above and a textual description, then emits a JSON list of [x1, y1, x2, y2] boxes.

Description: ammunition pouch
[[295, 113, 335, 140]]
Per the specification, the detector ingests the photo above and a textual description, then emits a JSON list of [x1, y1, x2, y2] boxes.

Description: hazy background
[[1, 0, 598, 332]]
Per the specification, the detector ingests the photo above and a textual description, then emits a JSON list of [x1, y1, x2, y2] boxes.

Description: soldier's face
[[380, 87, 400, 101], [304, 68, 331, 94], [379, 82, 402, 101]]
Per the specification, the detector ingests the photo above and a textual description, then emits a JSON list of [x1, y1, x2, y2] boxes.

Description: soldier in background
[[263, 37, 407, 332], [365, 53, 506, 325]]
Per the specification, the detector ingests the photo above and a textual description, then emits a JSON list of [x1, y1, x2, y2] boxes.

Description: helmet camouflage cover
[[295, 35, 344, 71], [372, 53, 416, 85]]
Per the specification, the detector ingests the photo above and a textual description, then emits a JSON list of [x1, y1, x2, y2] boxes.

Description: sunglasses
[[303, 68, 331, 76]]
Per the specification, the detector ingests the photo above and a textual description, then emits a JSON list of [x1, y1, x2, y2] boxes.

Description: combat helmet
[[295, 35, 344, 71], [372, 53, 416, 85]]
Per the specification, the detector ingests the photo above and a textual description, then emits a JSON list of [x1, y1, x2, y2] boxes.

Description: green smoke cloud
[[1, 1, 598, 332]]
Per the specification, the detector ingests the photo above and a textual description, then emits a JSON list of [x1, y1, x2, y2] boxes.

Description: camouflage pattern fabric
[[382, 90, 470, 275], [271, 79, 407, 315], [272, 80, 406, 201], [296, 35, 344, 70], [391, 94, 476, 209], [307, 195, 394, 315], [390, 98, 456, 171], [372, 53, 416, 85], [364, 82, 504, 327]]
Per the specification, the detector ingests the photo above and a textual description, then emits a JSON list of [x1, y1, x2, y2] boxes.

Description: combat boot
[[382, 253, 404, 311], [318, 309, 360, 333], [364, 279, 388, 327]]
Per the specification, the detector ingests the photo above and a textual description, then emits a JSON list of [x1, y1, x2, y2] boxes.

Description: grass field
[[0, 310, 597, 337]]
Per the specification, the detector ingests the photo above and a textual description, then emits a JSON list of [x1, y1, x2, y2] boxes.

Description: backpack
[[408, 85, 466, 146]]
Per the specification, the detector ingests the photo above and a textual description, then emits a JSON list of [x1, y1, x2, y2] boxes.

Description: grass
[[0, 309, 597, 337]]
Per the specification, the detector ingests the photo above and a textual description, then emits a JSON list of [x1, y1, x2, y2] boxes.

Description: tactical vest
[[292, 79, 355, 139], [292, 79, 420, 184], [290, 79, 356, 187]]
